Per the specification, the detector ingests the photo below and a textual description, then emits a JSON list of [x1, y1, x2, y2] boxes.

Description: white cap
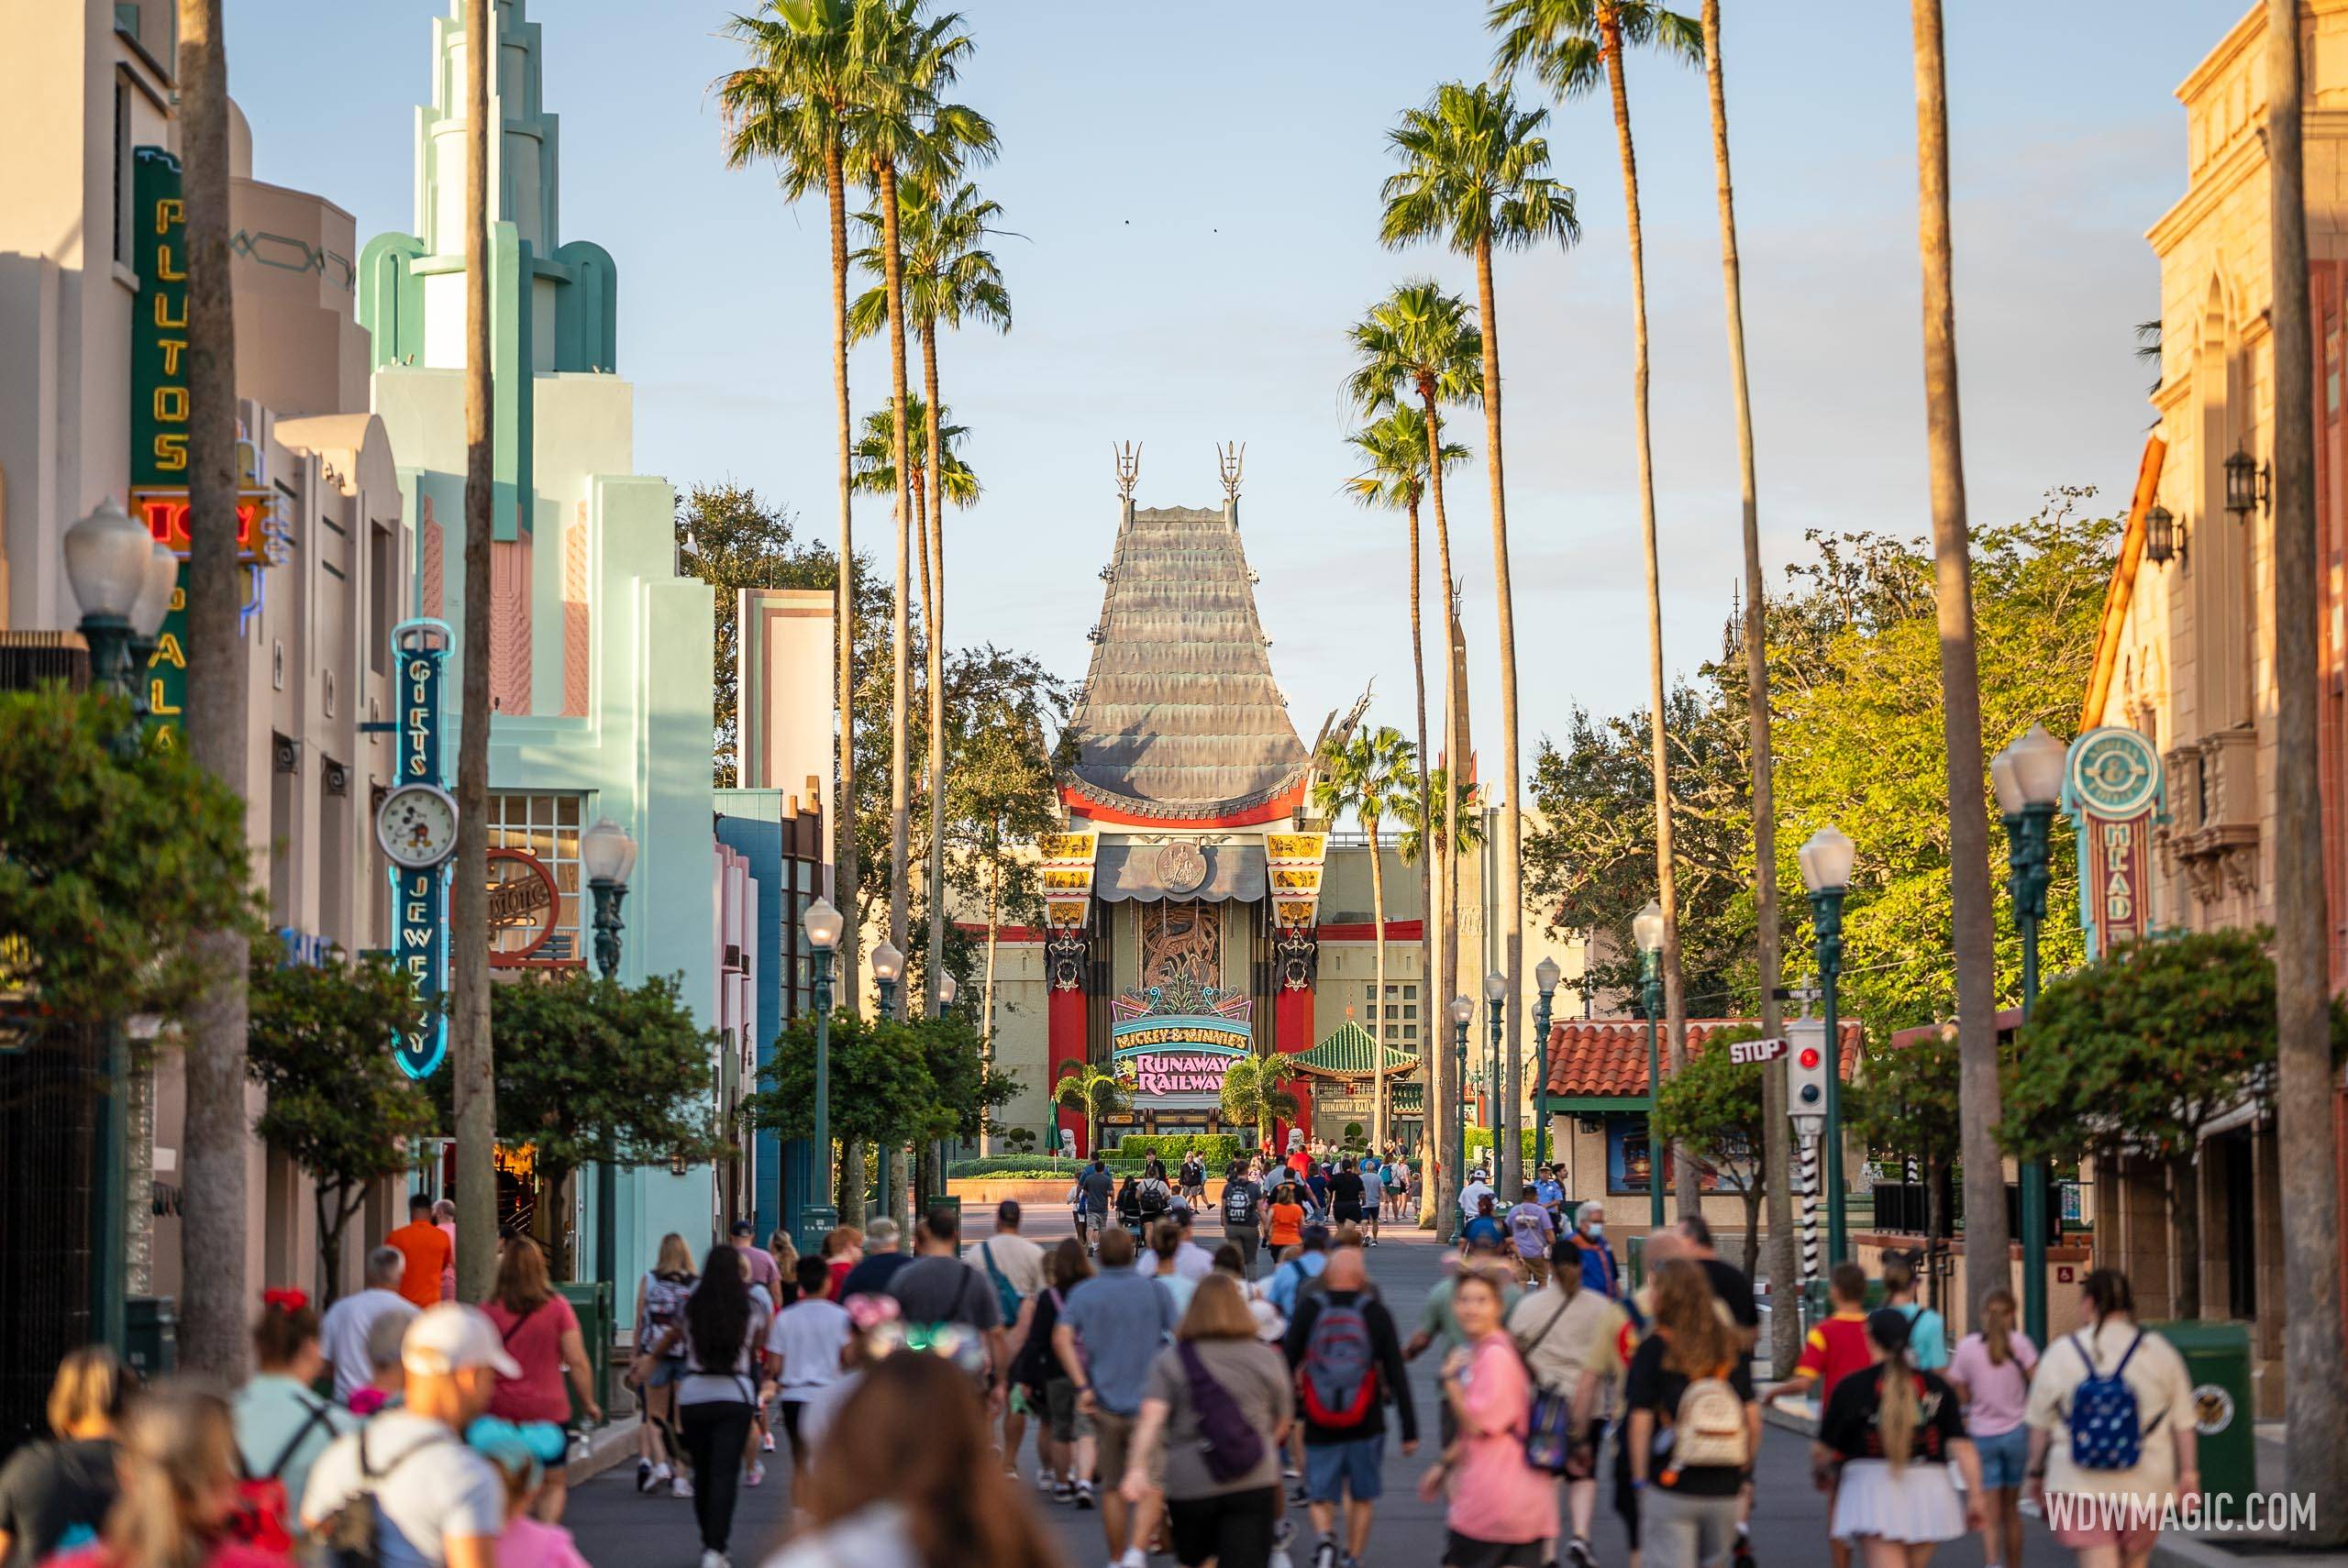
[[402, 1303, 522, 1378]]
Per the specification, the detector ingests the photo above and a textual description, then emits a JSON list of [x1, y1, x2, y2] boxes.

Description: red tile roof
[[1543, 1017, 1864, 1099]]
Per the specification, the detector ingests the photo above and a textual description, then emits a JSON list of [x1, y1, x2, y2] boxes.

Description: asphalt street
[[568, 1208, 2075, 1568]]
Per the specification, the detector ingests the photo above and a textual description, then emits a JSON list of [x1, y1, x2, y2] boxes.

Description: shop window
[[487, 793, 583, 961]]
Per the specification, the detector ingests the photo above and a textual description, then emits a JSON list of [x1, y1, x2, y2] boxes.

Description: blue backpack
[[2065, 1331, 2160, 1471]]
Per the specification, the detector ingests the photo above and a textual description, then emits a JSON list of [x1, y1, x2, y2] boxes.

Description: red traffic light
[[1798, 1047, 1822, 1070]]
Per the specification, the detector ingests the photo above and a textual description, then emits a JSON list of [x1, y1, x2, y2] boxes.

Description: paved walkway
[[568, 1209, 2073, 1567]]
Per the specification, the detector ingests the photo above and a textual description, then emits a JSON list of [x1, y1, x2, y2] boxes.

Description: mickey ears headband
[[262, 1287, 309, 1313]]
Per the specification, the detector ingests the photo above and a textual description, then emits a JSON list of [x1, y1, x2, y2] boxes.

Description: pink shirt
[[498, 1515, 592, 1568], [437, 1220, 458, 1301], [483, 1294, 581, 1424], [1445, 1333, 1559, 1545], [1948, 1330, 2038, 1437]]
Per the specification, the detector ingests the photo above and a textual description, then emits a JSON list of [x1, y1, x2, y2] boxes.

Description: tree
[[0, 690, 259, 1028], [1382, 80, 1578, 1196], [1052, 1061, 1130, 1158], [675, 483, 803, 787], [1217, 1048, 1301, 1155], [2265, 0, 2348, 1537], [750, 1008, 934, 1213], [1313, 725, 1417, 1154], [1908, 0, 2007, 1329], [1346, 280, 1484, 1225], [719, 0, 869, 983], [1847, 1027, 1963, 1304], [449, 972, 724, 1277], [245, 943, 435, 1300], [906, 1010, 1017, 1150], [2006, 931, 2347, 1322], [1650, 1024, 1767, 1279], [848, 399, 979, 538], [173, 0, 253, 1376], [1699, 0, 1798, 1376]]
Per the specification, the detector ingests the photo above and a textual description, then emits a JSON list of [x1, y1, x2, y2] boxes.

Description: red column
[[1274, 937, 1315, 1151], [1047, 933, 1091, 1155]]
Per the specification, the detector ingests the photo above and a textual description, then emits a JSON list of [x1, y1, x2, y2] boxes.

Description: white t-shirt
[[301, 1410, 503, 1568], [975, 1232, 1047, 1302], [1458, 1180, 1496, 1217], [765, 1298, 854, 1393], [318, 1289, 416, 1404], [2024, 1319, 2197, 1500]]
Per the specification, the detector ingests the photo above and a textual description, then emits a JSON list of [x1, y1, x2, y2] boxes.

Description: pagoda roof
[[1292, 1021, 1420, 1079], [1063, 502, 1310, 824]]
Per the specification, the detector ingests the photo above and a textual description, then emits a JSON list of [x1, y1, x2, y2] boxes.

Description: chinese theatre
[[1044, 450, 1333, 1153]]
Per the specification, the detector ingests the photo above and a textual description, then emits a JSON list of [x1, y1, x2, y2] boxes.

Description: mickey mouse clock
[[376, 782, 460, 870]]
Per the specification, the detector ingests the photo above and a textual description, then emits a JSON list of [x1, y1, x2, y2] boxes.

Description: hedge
[[1110, 1133, 1243, 1165], [947, 1154, 1146, 1180]]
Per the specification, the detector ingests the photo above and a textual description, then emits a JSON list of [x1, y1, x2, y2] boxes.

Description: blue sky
[[224, 1, 2238, 790]]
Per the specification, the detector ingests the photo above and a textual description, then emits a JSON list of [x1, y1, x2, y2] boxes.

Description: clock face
[[377, 784, 460, 870]]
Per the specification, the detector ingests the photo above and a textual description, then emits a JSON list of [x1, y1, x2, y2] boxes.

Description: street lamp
[[932, 971, 958, 1176], [579, 816, 637, 1317], [1994, 723, 2066, 1345], [65, 499, 155, 704], [1799, 825, 1856, 1266], [1533, 955, 1561, 1170], [1633, 900, 1667, 1229], [869, 939, 904, 1224], [1448, 994, 1474, 1239], [1482, 970, 1506, 1179], [799, 897, 843, 1252]]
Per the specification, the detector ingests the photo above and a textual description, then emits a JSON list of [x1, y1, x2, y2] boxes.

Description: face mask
[[1584, 1221, 1604, 1239]]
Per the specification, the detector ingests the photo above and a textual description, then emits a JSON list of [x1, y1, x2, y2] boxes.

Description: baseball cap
[[402, 1303, 522, 1378], [730, 1219, 755, 1238]]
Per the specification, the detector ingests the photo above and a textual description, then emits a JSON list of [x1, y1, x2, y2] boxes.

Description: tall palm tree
[[847, 397, 980, 573], [1909, 0, 2008, 1305], [1699, 0, 1796, 1373], [1312, 727, 1418, 1154], [173, 0, 249, 1371], [1381, 82, 1578, 1196], [1491, 0, 1701, 1215], [1346, 282, 1484, 1226], [1346, 410, 1469, 1163], [2264, 0, 2348, 1534], [719, 0, 866, 983], [1396, 765, 1487, 1221]]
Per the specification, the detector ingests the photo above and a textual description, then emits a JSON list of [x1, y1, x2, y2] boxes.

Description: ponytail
[[1878, 1362, 1917, 1474], [1978, 1287, 2017, 1367]]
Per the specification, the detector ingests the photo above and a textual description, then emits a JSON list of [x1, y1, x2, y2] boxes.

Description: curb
[[572, 1415, 642, 1484]]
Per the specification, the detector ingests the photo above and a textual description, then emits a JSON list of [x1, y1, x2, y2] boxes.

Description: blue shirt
[[1058, 1265, 1177, 1415], [1897, 1302, 1950, 1371], [1534, 1178, 1564, 1208], [1266, 1250, 1326, 1317]]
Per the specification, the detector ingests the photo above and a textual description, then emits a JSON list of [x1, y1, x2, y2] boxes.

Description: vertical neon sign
[[392, 620, 453, 1077]]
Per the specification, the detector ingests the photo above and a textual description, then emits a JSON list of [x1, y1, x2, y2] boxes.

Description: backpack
[[1179, 1341, 1268, 1482], [1137, 1177, 1172, 1218], [1223, 1182, 1259, 1227], [2064, 1331, 2159, 1472], [1512, 1298, 1581, 1477], [644, 1270, 695, 1358], [317, 1424, 452, 1568], [1298, 1300, 1379, 1430], [1662, 1364, 1750, 1478], [978, 1241, 1023, 1328], [226, 1395, 338, 1553]]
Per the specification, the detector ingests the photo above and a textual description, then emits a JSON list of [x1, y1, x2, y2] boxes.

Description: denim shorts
[[1304, 1434, 1384, 1502], [1973, 1425, 2030, 1489]]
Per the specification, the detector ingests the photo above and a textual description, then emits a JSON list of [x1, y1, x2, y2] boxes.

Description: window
[[1364, 981, 1419, 1046], [369, 524, 393, 676], [486, 793, 583, 961]]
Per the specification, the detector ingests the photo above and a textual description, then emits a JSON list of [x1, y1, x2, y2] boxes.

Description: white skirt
[[1831, 1458, 1968, 1543]]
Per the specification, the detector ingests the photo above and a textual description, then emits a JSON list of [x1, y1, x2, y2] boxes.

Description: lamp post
[[800, 898, 844, 1252], [580, 818, 637, 1304], [870, 939, 903, 1225], [1448, 994, 1473, 1240], [934, 972, 958, 1177], [1993, 723, 2066, 1346], [1633, 900, 1667, 1229], [1533, 955, 1560, 1171], [66, 499, 167, 726], [1799, 825, 1856, 1266], [1482, 970, 1506, 1176]]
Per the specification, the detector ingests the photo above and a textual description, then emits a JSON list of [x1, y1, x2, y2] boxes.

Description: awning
[[1093, 841, 1267, 903]]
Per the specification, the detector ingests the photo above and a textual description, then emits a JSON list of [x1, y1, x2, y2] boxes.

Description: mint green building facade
[[359, 0, 718, 1318]]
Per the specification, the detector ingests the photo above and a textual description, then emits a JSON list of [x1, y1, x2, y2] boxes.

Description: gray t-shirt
[[1144, 1338, 1293, 1499], [1058, 1266, 1178, 1415], [1080, 1165, 1115, 1213], [301, 1410, 502, 1568], [886, 1255, 1000, 1331]]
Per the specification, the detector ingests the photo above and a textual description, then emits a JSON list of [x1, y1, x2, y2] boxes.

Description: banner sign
[[391, 621, 454, 1078], [1264, 832, 1328, 930], [1037, 831, 1099, 931], [1111, 986, 1255, 1110], [2062, 726, 2164, 960]]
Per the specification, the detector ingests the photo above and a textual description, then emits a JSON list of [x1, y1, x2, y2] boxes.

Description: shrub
[[947, 1154, 1146, 1180], [1113, 1133, 1242, 1165], [1003, 1127, 1037, 1154]]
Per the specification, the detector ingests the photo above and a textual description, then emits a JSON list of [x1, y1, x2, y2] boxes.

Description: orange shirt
[[386, 1220, 453, 1310], [1266, 1202, 1307, 1249]]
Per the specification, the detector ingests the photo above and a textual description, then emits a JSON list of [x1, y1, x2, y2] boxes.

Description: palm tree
[[847, 396, 980, 570], [1397, 765, 1487, 1222], [1218, 1048, 1302, 1156], [1699, 0, 1796, 1373], [1053, 1061, 1130, 1158], [174, 0, 250, 1371], [1312, 727, 1419, 1154], [2263, 0, 2348, 1534], [1346, 282, 1483, 1225], [1381, 81, 1578, 1196], [720, 0, 868, 984], [1909, 0, 2009, 1309]]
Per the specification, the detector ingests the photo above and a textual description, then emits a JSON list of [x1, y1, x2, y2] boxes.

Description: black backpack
[[1223, 1182, 1259, 1227]]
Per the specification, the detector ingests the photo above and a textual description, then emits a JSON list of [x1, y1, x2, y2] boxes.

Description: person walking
[[232, 1291, 350, 1546], [819, 1227, 864, 1301], [1503, 1187, 1556, 1286], [51, 1383, 287, 1568], [1623, 1260, 1760, 1568], [1405, 1246, 1523, 1447], [763, 1256, 851, 1477], [1815, 1309, 1983, 1564], [482, 1238, 600, 1521], [977, 1202, 1047, 1467], [729, 1221, 781, 1302], [318, 1249, 416, 1406], [1080, 1157, 1117, 1252], [1328, 1159, 1368, 1235], [1946, 1287, 2035, 1568], [1607, 1231, 1683, 1566], [1459, 1196, 1504, 1254], [886, 1207, 1012, 1413], [1221, 1165, 1267, 1277], [835, 1219, 910, 1302], [628, 1245, 772, 1568], [759, 1352, 1059, 1568], [1266, 1228, 1330, 1322], [1121, 1274, 1293, 1568], [1456, 1169, 1495, 1222], [1357, 1154, 1383, 1248], [302, 1305, 513, 1568], [1265, 1184, 1309, 1261], [1011, 1239, 1096, 1506], [1281, 1244, 1417, 1568], [1763, 1262, 1875, 1568], [1423, 1267, 1556, 1568], [1881, 1254, 1947, 1372], [432, 1198, 459, 1303], [349, 1313, 411, 1419], [0, 1348, 136, 1568], [1167, 1209, 1217, 1284], [1179, 1152, 1208, 1210], [1053, 1227, 1179, 1564], [2022, 1269, 2198, 1568], [1152, 1223, 1199, 1316], [384, 1194, 454, 1313], [634, 1234, 698, 1497], [1505, 1242, 1626, 1568], [471, 1426, 591, 1568], [1558, 1203, 1623, 1304]]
